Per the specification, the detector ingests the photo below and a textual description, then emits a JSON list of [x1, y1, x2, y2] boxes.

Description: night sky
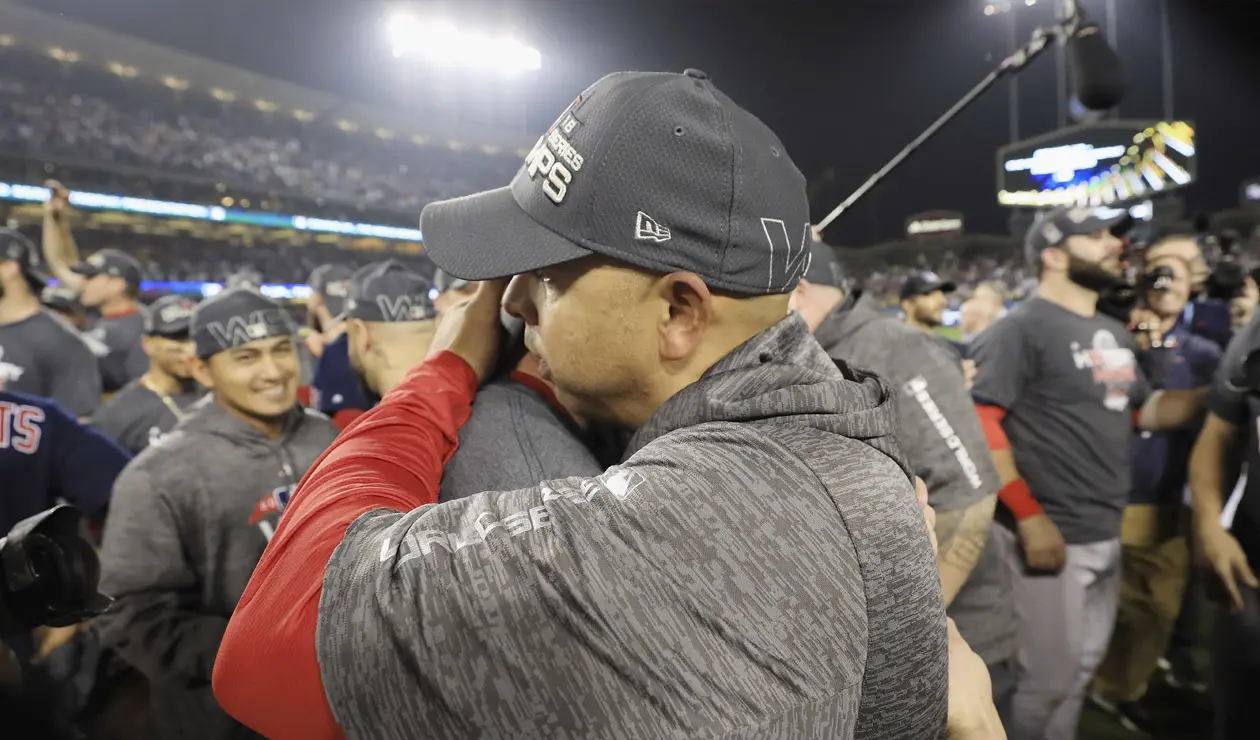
[[21, 0, 1260, 246]]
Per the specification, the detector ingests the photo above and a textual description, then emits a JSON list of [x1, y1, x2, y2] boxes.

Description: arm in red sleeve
[[975, 403, 1044, 521], [212, 351, 479, 740], [331, 408, 365, 431]]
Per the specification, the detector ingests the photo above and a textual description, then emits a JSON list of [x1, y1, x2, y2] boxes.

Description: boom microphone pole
[[815, 1, 1125, 234]]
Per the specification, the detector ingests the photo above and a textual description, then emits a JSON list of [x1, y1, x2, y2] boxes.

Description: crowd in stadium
[[4, 9, 1260, 740], [0, 44, 518, 213]]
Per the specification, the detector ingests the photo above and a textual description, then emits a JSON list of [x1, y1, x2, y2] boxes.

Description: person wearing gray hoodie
[[215, 71, 963, 740], [96, 288, 338, 740], [790, 238, 1015, 721]]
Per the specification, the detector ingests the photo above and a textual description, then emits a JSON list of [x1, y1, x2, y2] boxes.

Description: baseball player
[[971, 204, 1211, 740], [0, 228, 101, 419], [96, 288, 337, 740], [93, 294, 204, 454]]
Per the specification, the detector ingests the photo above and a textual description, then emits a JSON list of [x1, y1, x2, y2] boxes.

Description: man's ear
[[1043, 246, 1066, 272], [189, 356, 214, 390], [657, 272, 713, 362]]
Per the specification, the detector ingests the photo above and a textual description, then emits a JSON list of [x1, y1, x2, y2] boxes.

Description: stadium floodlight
[[387, 12, 541, 74]]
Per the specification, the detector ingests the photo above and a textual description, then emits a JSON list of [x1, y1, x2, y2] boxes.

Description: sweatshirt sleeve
[[95, 466, 230, 684], [213, 351, 479, 740], [50, 406, 131, 520]]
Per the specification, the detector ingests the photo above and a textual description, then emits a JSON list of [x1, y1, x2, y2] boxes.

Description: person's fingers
[[1238, 557, 1260, 589], [1216, 561, 1243, 613], [915, 477, 929, 510]]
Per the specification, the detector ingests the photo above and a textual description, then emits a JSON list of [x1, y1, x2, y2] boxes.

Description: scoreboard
[[997, 120, 1196, 208]]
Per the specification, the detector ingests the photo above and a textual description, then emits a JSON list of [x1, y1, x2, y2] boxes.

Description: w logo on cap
[[761, 219, 811, 292]]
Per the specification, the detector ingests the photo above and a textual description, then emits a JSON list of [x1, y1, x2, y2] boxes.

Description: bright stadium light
[[387, 12, 541, 74]]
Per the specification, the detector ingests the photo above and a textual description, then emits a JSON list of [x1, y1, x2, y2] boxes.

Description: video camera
[[0, 506, 113, 643]]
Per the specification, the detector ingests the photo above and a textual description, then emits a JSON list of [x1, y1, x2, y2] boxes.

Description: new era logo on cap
[[635, 212, 671, 243], [420, 69, 810, 295]]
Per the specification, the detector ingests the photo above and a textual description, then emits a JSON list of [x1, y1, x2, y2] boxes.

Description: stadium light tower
[[387, 12, 541, 75]]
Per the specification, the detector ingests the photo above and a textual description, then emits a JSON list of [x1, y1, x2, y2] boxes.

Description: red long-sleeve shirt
[[212, 351, 479, 740]]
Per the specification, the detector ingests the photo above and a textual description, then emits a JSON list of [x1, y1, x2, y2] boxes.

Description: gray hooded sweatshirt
[[97, 399, 338, 740], [813, 292, 1013, 667], [315, 315, 947, 740]]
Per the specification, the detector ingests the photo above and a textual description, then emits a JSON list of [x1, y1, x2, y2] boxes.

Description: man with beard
[[41, 183, 149, 393], [0, 228, 101, 418], [791, 239, 1013, 724], [216, 69, 958, 740], [345, 260, 604, 501], [900, 271, 955, 334], [94, 295, 205, 454], [96, 288, 338, 740], [971, 205, 1210, 740]]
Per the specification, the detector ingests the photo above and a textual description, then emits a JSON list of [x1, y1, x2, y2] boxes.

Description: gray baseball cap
[[341, 260, 435, 323], [420, 69, 810, 295], [191, 287, 295, 359], [1025, 205, 1134, 262], [307, 263, 354, 316], [145, 294, 198, 338], [802, 239, 844, 289], [70, 248, 144, 286]]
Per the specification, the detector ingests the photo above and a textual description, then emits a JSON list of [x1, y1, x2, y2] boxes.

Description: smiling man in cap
[[97, 287, 337, 740], [217, 69, 951, 740], [93, 294, 205, 454]]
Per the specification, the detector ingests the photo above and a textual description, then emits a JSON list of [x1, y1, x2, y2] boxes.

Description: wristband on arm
[[975, 402, 1044, 520]]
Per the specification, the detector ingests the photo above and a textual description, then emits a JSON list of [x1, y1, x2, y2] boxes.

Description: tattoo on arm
[[935, 494, 997, 603]]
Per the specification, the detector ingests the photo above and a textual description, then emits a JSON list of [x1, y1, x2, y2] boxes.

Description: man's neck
[[904, 317, 935, 334], [99, 295, 138, 318], [372, 350, 429, 396], [1037, 275, 1098, 318], [142, 368, 182, 397], [0, 291, 40, 325], [217, 396, 287, 440], [1156, 312, 1180, 334]]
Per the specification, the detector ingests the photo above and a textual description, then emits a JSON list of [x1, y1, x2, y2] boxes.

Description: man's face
[[143, 334, 195, 379], [503, 257, 658, 425], [905, 290, 948, 328], [346, 320, 369, 380], [1148, 237, 1209, 294], [1063, 230, 1125, 277], [79, 274, 123, 308], [1145, 256, 1192, 320], [193, 335, 299, 421], [959, 299, 993, 336]]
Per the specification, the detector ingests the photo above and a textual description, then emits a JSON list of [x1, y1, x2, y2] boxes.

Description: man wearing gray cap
[[791, 236, 1013, 722], [971, 204, 1210, 739], [0, 227, 102, 418], [217, 69, 967, 740], [93, 295, 205, 454], [97, 287, 337, 740]]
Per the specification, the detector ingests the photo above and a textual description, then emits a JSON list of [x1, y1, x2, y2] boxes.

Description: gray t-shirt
[[971, 296, 1149, 544], [440, 375, 604, 502], [85, 310, 148, 393], [93, 378, 206, 454], [814, 295, 1011, 665], [0, 309, 102, 417]]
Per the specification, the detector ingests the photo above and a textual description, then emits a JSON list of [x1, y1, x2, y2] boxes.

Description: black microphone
[[1067, 22, 1127, 111]]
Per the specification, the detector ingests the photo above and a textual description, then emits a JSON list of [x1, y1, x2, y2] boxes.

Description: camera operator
[[1187, 315, 1260, 740], [1089, 243, 1222, 733], [791, 239, 1014, 720], [971, 205, 1210, 740], [96, 287, 337, 740], [0, 228, 102, 419], [93, 295, 205, 454], [215, 70, 966, 740]]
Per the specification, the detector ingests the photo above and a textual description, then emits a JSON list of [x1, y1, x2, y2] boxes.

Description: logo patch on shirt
[[1070, 329, 1137, 411]]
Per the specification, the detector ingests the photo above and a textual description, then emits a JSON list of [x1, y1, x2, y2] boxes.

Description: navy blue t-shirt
[[311, 332, 371, 419], [1130, 323, 1222, 506], [0, 391, 131, 534]]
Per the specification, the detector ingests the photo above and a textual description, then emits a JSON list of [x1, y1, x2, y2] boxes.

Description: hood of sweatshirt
[[625, 312, 911, 479]]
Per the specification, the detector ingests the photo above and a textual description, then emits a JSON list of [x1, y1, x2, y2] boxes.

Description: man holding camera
[[972, 205, 1209, 740], [1089, 239, 1222, 733]]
